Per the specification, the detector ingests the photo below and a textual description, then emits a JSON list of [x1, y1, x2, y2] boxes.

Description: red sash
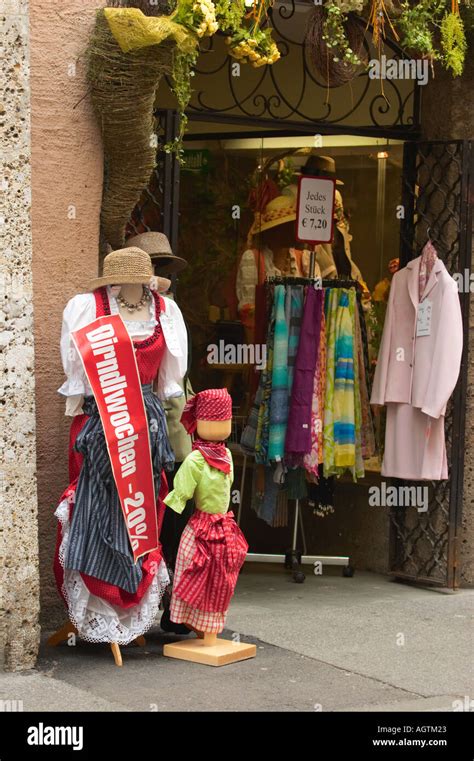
[[71, 314, 157, 562]]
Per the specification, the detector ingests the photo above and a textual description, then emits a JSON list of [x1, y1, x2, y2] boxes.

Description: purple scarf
[[285, 287, 324, 457]]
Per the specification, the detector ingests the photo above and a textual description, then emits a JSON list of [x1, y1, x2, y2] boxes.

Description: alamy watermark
[[368, 55, 430, 87], [27, 723, 83, 751], [369, 482, 429, 513], [207, 341, 267, 370], [452, 695, 474, 711], [0, 699, 24, 711]]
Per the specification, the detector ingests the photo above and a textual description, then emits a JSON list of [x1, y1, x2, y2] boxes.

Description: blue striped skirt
[[64, 384, 175, 594]]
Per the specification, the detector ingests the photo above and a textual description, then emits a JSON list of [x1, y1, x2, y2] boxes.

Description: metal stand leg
[[284, 500, 306, 583], [298, 500, 308, 555], [292, 499, 299, 549], [238, 460, 352, 579], [237, 454, 247, 526]]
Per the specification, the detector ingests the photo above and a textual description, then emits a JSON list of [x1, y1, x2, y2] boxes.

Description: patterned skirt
[[64, 384, 175, 594], [170, 510, 248, 633], [54, 385, 175, 643]]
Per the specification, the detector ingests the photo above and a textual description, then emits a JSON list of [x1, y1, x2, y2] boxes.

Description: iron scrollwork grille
[[391, 140, 473, 588], [164, 0, 420, 139]]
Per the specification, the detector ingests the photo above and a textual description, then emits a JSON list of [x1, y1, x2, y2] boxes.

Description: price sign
[[295, 175, 336, 244]]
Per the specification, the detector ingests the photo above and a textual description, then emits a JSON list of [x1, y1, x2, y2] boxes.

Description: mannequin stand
[[163, 632, 256, 667], [47, 621, 147, 667]]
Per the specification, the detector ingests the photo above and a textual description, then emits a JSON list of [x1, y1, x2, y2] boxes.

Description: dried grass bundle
[[87, 10, 173, 249]]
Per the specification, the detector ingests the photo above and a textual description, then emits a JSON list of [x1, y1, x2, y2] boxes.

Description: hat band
[[258, 207, 296, 225], [303, 168, 336, 179], [103, 268, 153, 278]]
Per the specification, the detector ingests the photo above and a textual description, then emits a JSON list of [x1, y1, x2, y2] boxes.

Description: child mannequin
[[163, 389, 256, 665]]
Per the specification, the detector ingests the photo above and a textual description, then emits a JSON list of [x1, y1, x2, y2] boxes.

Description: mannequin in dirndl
[[162, 389, 257, 666], [49, 246, 187, 666]]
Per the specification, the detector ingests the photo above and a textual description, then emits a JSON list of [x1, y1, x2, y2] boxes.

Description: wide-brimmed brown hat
[[126, 231, 187, 274], [88, 247, 154, 290], [299, 155, 344, 185]]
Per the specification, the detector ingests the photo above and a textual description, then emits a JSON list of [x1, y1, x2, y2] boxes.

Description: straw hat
[[126, 231, 187, 274], [88, 247, 154, 290], [251, 194, 297, 237]]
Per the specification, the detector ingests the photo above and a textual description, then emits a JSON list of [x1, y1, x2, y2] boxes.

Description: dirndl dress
[[53, 288, 175, 644]]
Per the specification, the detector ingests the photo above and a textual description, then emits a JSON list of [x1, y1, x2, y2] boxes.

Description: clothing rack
[[266, 275, 362, 290], [237, 273, 357, 583]]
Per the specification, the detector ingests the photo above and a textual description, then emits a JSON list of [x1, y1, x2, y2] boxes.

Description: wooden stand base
[[47, 620, 147, 667], [163, 635, 257, 667]]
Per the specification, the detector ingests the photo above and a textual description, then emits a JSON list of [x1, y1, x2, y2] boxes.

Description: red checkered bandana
[[181, 388, 232, 434]]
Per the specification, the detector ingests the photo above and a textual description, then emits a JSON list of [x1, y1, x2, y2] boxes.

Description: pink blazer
[[370, 256, 463, 419]]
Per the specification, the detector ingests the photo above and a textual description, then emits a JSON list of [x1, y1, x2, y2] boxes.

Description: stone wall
[[29, 0, 104, 627], [1, 0, 40, 670]]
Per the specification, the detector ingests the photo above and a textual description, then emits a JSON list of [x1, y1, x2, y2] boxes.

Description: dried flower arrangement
[[306, 0, 470, 86]]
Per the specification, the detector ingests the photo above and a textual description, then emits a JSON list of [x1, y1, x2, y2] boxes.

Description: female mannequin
[[162, 389, 256, 665], [236, 192, 323, 337], [51, 246, 187, 665]]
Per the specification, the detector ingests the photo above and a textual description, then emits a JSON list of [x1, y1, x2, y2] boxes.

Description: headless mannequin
[[112, 283, 152, 323], [189, 417, 231, 649], [48, 281, 164, 667], [163, 413, 256, 666], [113, 280, 172, 315]]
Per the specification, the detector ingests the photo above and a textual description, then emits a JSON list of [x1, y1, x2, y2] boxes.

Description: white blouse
[[236, 247, 281, 312], [58, 287, 188, 416]]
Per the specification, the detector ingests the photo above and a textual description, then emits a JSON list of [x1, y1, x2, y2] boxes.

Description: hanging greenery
[[306, 0, 470, 84], [306, 4, 367, 87], [322, 2, 366, 66], [224, 0, 280, 67], [397, 0, 445, 59], [441, 9, 468, 75]]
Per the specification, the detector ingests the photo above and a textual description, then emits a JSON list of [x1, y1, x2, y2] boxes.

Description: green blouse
[[163, 449, 234, 515]]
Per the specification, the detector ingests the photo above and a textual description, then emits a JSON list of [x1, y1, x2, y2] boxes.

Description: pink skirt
[[382, 403, 448, 480]]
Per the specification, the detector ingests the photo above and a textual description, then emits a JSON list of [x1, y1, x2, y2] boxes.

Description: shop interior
[[171, 134, 404, 569], [125, 0, 421, 580]]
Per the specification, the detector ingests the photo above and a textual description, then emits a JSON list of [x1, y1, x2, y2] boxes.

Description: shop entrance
[[128, 8, 472, 589]]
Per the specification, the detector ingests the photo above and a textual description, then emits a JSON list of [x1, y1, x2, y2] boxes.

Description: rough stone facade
[[1, 0, 41, 670]]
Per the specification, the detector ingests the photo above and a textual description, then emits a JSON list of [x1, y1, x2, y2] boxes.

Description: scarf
[[192, 438, 231, 475], [419, 240, 438, 299], [323, 288, 362, 478], [181, 388, 232, 435], [268, 285, 290, 462], [285, 286, 324, 458]]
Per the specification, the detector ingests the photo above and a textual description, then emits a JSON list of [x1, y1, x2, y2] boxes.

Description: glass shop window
[[176, 134, 404, 467]]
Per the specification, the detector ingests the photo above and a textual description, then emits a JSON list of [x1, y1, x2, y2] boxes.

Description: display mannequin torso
[[113, 283, 153, 324]]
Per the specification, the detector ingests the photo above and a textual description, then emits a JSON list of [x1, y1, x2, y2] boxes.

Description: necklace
[[117, 286, 151, 314]]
